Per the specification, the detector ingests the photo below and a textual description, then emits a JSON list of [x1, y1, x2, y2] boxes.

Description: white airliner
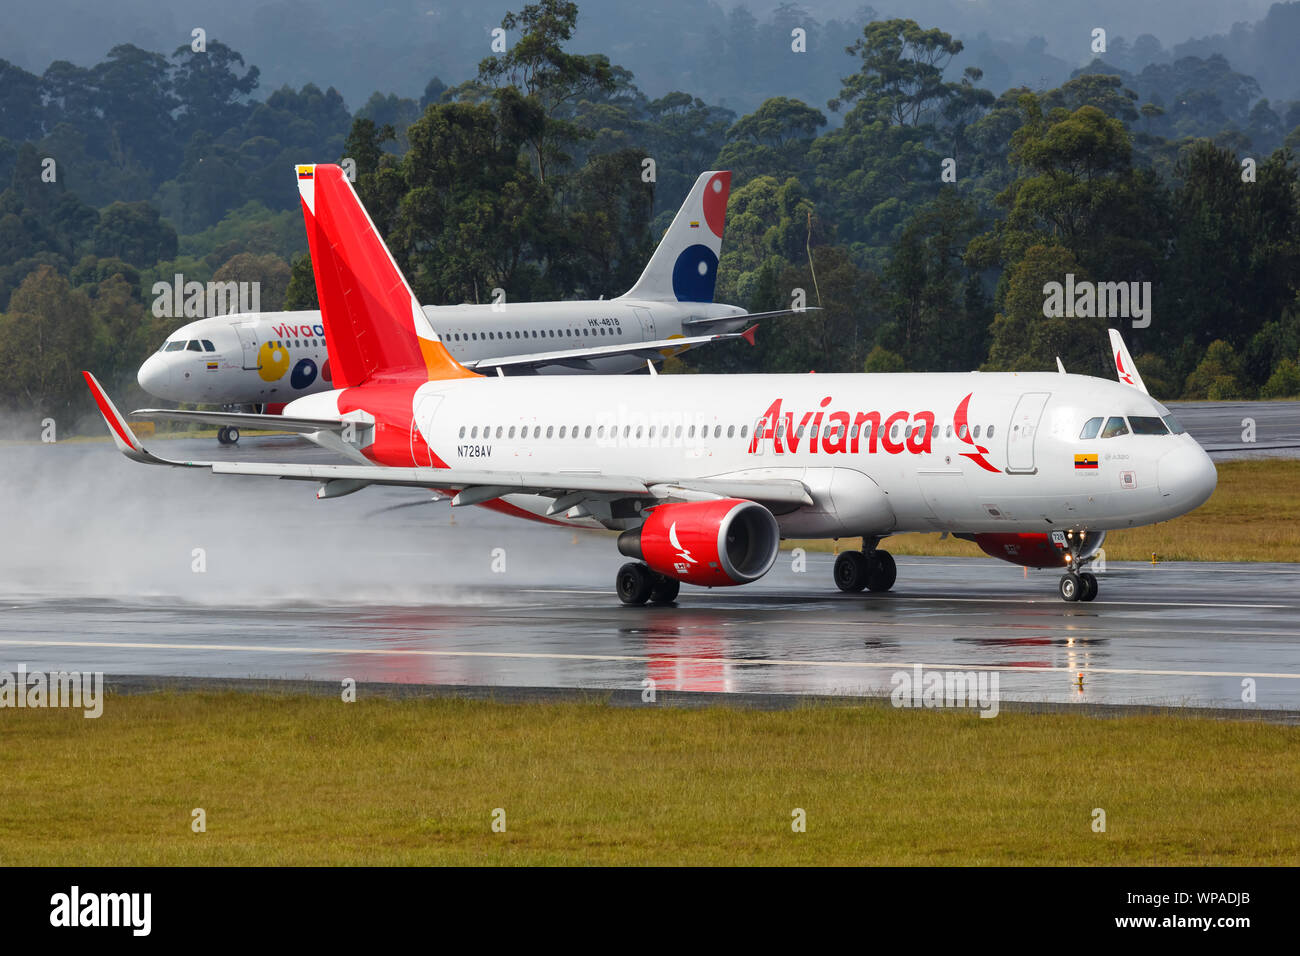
[[136, 170, 802, 443], [88, 164, 1218, 604]]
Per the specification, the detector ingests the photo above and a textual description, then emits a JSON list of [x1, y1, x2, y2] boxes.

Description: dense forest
[[2, 0, 1300, 429]]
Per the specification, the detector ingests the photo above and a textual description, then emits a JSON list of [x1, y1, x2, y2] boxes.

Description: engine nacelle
[[617, 498, 780, 587], [963, 531, 1106, 568]]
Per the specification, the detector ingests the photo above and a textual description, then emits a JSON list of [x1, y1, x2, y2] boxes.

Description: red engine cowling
[[964, 531, 1106, 568], [617, 498, 780, 587]]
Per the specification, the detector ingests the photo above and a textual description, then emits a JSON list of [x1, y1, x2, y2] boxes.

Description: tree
[[830, 19, 967, 126], [478, 0, 615, 181], [1183, 339, 1246, 398], [92, 201, 178, 267], [984, 244, 1107, 375], [0, 266, 94, 413]]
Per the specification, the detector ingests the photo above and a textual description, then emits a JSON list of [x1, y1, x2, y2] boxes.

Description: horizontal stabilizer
[[466, 327, 757, 373]]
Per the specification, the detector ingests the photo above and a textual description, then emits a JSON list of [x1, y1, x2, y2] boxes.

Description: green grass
[[1, 693, 1296, 865], [788, 458, 1300, 563]]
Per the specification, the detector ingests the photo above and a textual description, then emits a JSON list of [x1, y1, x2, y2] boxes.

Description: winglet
[[740, 324, 757, 346], [83, 371, 165, 464], [1108, 328, 1149, 394]]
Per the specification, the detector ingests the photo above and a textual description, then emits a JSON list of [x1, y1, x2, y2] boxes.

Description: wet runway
[[1173, 399, 1300, 458], [0, 429, 1297, 712]]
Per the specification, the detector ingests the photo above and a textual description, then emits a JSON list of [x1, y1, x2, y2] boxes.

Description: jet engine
[[960, 531, 1106, 568], [617, 498, 780, 586]]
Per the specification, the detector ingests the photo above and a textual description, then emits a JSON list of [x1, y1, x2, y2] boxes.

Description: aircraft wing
[[130, 408, 369, 436], [87, 372, 811, 508], [464, 326, 756, 373], [1108, 328, 1149, 394]]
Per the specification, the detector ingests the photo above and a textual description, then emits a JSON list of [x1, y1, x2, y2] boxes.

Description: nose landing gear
[[1059, 570, 1098, 602]]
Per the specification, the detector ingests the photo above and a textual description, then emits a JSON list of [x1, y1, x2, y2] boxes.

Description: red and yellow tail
[[296, 164, 477, 386]]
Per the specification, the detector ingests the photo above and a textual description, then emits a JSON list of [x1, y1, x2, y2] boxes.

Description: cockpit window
[[1128, 416, 1169, 435], [202, 340, 215, 352], [1100, 416, 1129, 438], [186, 340, 202, 352], [1079, 417, 1103, 440], [164, 341, 185, 352], [1162, 414, 1186, 435]]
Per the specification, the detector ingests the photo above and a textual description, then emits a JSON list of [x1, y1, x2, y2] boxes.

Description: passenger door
[[1006, 392, 1050, 474]]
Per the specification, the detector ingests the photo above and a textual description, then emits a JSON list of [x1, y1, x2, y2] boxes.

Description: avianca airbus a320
[[86, 164, 1217, 604]]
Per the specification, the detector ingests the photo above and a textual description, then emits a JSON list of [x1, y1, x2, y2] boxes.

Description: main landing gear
[[833, 547, 896, 593], [616, 562, 681, 606], [217, 426, 240, 445]]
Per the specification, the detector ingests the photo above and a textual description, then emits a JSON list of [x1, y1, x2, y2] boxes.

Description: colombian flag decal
[[297, 165, 313, 180], [1075, 453, 1099, 470]]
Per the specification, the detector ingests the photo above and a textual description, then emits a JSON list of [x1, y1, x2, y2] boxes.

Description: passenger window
[[973, 425, 981, 439], [1079, 417, 1103, 440], [957, 424, 967, 439], [459, 426, 466, 438], [688, 426, 695, 438], [495, 426, 503, 439], [714, 425, 722, 438], [727, 425, 735, 438], [533, 426, 541, 439], [471, 427, 478, 438], [584, 426, 592, 438], [559, 426, 566, 438], [740, 425, 748, 438], [1101, 416, 1129, 438], [508, 426, 515, 438], [546, 426, 554, 438], [986, 425, 994, 439], [1128, 416, 1169, 436], [945, 424, 952, 438]]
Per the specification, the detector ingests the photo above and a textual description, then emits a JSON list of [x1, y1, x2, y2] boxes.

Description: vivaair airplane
[[86, 164, 1217, 604], [135, 170, 793, 444]]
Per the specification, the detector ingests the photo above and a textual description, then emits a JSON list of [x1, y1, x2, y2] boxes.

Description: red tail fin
[[296, 164, 477, 385]]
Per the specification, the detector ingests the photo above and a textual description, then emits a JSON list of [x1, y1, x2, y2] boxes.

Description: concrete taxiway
[[1, 433, 1297, 712]]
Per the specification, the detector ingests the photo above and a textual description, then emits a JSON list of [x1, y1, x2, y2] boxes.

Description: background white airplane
[[95, 164, 1219, 605], [137, 170, 804, 443]]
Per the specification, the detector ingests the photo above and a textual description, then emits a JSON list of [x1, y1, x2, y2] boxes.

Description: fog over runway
[[1, 411, 1297, 712]]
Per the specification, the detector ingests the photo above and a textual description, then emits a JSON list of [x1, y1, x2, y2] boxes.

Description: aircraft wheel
[[649, 575, 680, 605], [866, 549, 897, 592], [1059, 572, 1082, 602], [833, 551, 868, 592], [226, 426, 240, 444], [217, 427, 230, 445], [616, 562, 654, 606], [1079, 571, 1098, 602]]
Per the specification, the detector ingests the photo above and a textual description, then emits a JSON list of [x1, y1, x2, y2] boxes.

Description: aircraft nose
[[137, 354, 171, 396], [1157, 443, 1217, 513]]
